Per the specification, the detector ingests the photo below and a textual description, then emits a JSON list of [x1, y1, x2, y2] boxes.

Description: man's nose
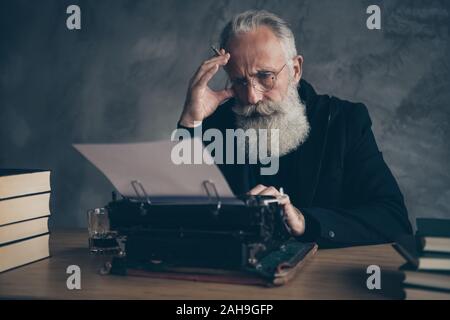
[[246, 83, 263, 105]]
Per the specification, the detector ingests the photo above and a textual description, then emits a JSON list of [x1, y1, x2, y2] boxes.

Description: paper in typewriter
[[74, 138, 242, 204]]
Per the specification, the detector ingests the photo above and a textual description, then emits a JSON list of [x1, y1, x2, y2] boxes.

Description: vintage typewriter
[[98, 181, 318, 285], [105, 181, 295, 271]]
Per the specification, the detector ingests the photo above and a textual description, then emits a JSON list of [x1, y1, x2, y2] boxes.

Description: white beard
[[232, 81, 310, 158]]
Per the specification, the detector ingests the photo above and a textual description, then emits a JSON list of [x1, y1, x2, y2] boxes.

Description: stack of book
[[393, 218, 450, 300], [0, 169, 51, 273]]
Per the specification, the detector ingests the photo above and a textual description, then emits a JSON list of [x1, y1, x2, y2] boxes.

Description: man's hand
[[248, 184, 305, 237], [180, 49, 235, 127]]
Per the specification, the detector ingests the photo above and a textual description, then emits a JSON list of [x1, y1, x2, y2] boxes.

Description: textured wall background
[[1, 0, 449, 229]]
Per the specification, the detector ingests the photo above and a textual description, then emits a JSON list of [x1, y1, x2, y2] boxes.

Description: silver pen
[[262, 187, 288, 205], [211, 45, 222, 57]]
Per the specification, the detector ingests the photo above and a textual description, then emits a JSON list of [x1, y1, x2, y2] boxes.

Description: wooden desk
[[0, 229, 406, 299]]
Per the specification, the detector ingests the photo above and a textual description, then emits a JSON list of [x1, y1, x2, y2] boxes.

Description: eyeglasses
[[227, 64, 287, 93]]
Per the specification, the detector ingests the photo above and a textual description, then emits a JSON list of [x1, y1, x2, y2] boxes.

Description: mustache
[[233, 82, 310, 158], [231, 99, 286, 118]]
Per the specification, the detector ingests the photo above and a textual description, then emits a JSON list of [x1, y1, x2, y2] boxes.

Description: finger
[[196, 64, 220, 88], [203, 53, 230, 68], [258, 186, 281, 197], [191, 61, 221, 88], [192, 56, 229, 87], [220, 49, 231, 58], [193, 51, 230, 83], [190, 60, 221, 86], [277, 194, 291, 206], [248, 184, 267, 195]]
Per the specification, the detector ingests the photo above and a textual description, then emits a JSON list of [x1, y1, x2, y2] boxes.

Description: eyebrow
[[231, 68, 277, 80]]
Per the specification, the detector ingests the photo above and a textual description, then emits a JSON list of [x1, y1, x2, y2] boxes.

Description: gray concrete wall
[[1, 0, 449, 229]]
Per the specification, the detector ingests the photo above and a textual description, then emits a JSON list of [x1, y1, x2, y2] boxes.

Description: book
[[417, 218, 450, 238], [0, 217, 49, 245], [0, 169, 51, 200], [0, 192, 50, 226], [393, 236, 450, 271], [0, 233, 50, 273], [416, 218, 450, 254], [397, 236, 450, 255], [400, 264, 450, 292], [420, 237, 450, 254], [404, 286, 450, 300]]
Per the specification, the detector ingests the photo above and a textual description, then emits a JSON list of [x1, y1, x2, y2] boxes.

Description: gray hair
[[219, 10, 298, 71]]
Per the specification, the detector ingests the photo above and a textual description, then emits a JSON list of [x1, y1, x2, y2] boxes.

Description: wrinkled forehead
[[225, 26, 286, 77]]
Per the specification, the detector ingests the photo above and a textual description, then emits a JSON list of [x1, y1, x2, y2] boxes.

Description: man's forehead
[[226, 26, 285, 75]]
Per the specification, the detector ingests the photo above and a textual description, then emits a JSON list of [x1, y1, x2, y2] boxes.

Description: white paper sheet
[[73, 138, 237, 202]]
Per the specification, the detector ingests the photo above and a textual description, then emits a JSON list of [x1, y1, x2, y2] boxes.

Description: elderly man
[[177, 10, 412, 247]]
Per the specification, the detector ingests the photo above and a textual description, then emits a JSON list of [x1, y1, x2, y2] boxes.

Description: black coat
[[178, 79, 413, 247]]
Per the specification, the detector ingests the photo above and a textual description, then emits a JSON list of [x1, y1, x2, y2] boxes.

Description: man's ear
[[292, 55, 304, 84]]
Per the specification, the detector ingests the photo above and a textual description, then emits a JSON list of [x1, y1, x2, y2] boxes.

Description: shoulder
[[301, 79, 372, 134], [328, 97, 372, 136], [325, 96, 377, 159]]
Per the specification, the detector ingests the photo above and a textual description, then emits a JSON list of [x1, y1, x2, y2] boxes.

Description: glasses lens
[[228, 73, 276, 93], [256, 73, 276, 92]]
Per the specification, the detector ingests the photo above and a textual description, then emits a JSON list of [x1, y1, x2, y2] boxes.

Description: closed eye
[[256, 71, 275, 79]]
